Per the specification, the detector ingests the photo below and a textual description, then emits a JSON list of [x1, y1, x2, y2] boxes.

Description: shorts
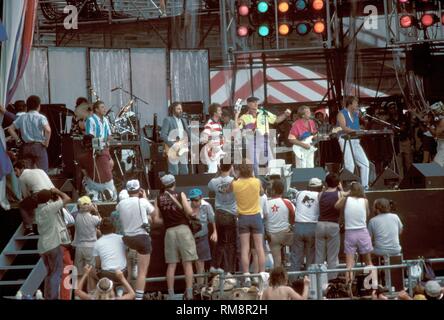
[[123, 234, 152, 255], [74, 246, 95, 274], [238, 213, 264, 235], [164, 224, 198, 264], [195, 235, 212, 262], [344, 228, 373, 255]]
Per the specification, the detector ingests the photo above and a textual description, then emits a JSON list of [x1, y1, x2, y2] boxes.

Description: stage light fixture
[[295, 0, 308, 11], [238, 4, 250, 16], [237, 25, 249, 37], [278, 22, 292, 36], [313, 20, 326, 33], [278, 0, 290, 13], [257, 0, 270, 13], [258, 24, 271, 37], [312, 0, 324, 11], [398, 0, 409, 3], [400, 15, 414, 28], [421, 13, 438, 27], [295, 22, 311, 35]]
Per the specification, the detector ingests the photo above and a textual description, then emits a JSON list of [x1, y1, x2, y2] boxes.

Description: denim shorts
[[195, 235, 212, 261], [238, 213, 264, 235], [123, 234, 152, 255]]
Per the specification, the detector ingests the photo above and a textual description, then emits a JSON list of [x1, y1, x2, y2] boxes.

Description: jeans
[[315, 221, 340, 279], [212, 211, 237, 273], [20, 143, 48, 172], [41, 246, 64, 300], [168, 162, 189, 175], [290, 223, 316, 272]]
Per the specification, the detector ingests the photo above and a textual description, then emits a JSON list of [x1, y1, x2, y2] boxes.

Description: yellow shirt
[[232, 177, 261, 215], [239, 110, 277, 135]]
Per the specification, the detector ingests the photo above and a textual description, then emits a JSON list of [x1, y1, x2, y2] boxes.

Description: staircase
[[0, 225, 46, 298]]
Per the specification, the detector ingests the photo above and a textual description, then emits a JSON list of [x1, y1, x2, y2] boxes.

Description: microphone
[[111, 87, 120, 92]]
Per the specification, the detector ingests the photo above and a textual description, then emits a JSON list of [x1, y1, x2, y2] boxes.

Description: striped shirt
[[85, 114, 111, 139], [202, 118, 224, 146], [13, 111, 49, 143]]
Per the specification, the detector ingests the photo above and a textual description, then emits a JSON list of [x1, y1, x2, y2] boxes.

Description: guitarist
[[288, 106, 318, 168], [161, 102, 190, 175]]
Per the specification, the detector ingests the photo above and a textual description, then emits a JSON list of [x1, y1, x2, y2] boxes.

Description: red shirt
[[289, 119, 317, 140]]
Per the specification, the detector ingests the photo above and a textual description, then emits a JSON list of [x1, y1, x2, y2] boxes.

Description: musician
[[288, 106, 318, 168], [77, 135, 117, 202], [8, 95, 51, 172], [160, 102, 190, 175], [235, 97, 291, 175], [201, 103, 225, 174], [433, 117, 444, 167], [337, 96, 370, 189], [74, 97, 91, 134], [84, 100, 111, 141]]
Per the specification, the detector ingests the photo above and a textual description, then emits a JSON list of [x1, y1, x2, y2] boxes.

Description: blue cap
[[188, 188, 203, 200]]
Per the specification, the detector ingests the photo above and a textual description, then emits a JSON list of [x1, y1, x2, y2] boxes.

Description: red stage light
[[238, 4, 250, 16], [421, 13, 437, 27], [400, 15, 414, 28], [313, 20, 325, 33], [237, 25, 249, 37], [312, 0, 324, 11]]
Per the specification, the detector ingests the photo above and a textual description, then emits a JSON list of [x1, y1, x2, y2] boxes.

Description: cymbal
[[117, 99, 134, 118], [75, 102, 92, 119]]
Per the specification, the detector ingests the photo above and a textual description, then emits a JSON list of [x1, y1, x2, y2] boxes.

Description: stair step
[[4, 250, 40, 256], [0, 265, 36, 270], [15, 235, 39, 241], [0, 280, 26, 286]]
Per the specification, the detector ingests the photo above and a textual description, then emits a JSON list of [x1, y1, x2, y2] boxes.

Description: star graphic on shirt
[[271, 204, 280, 213]]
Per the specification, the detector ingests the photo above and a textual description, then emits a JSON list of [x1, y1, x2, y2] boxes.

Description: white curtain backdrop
[[11, 47, 49, 104], [90, 49, 131, 115], [48, 47, 88, 109], [130, 48, 168, 125], [170, 50, 210, 113]]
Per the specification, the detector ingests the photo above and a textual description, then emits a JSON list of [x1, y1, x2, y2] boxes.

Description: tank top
[[157, 190, 189, 229], [318, 190, 340, 223], [338, 109, 360, 131], [344, 197, 367, 230]]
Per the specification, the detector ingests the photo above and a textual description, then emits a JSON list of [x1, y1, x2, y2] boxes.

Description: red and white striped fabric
[[202, 119, 224, 146], [210, 65, 386, 106]]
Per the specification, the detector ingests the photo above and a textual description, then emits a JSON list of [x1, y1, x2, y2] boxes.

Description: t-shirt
[[35, 199, 71, 254], [292, 190, 320, 223], [289, 119, 317, 140], [72, 212, 101, 248], [232, 177, 261, 215], [239, 111, 277, 135], [117, 197, 155, 236], [344, 197, 367, 230], [208, 176, 237, 215], [19, 168, 55, 198], [93, 233, 127, 271], [202, 118, 224, 146], [265, 197, 295, 233], [191, 199, 215, 238], [77, 149, 113, 183], [368, 213, 403, 255]]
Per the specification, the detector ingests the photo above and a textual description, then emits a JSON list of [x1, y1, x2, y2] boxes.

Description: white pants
[[295, 151, 315, 168], [434, 139, 444, 167], [339, 138, 370, 188], [83, 177, 117, 202]]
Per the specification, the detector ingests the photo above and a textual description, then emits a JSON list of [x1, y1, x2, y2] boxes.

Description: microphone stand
[[363, 113, 400, 130]]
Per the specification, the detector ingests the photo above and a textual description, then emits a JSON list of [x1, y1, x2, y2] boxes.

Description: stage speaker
[[339, 169, 360, 190], [290, 167, 326, 190], [175, 173, 215, 187], [371, 168, 400, 190], [399, 163, 444, 189]]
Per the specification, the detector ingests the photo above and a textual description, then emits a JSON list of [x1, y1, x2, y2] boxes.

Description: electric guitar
[[292, 127, 341, 159]]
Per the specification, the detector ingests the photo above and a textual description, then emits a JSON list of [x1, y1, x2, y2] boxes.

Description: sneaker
[[209, 267, 224, 274], [243, 273, 251, 287], [23, 227, 35, 236]]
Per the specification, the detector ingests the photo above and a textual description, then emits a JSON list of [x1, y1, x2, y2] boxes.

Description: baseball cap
[[308, 177, 323, 187], [160, 174, 175, 187], [188, 188, 203, 200], [126, 179, 140, 192], [425, 280, 442, 298], [118, 189, 129, 201], [77, 196, 92, 206], [246, 96, 260, 103]]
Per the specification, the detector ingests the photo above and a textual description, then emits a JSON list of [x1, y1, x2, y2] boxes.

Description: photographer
[[34, 187, 71, 300], [117, 179, 158, 300]]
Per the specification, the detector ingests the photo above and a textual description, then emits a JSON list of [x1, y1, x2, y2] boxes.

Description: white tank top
[[344, 197, 367, 230]]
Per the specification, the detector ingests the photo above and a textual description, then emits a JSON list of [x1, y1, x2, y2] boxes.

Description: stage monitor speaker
[[399, 163, 444, 189], [290, 167, 326, 190], [371, 168, 400, 190], [339, 169, 360, 190], [174, 173, 215, 187]]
